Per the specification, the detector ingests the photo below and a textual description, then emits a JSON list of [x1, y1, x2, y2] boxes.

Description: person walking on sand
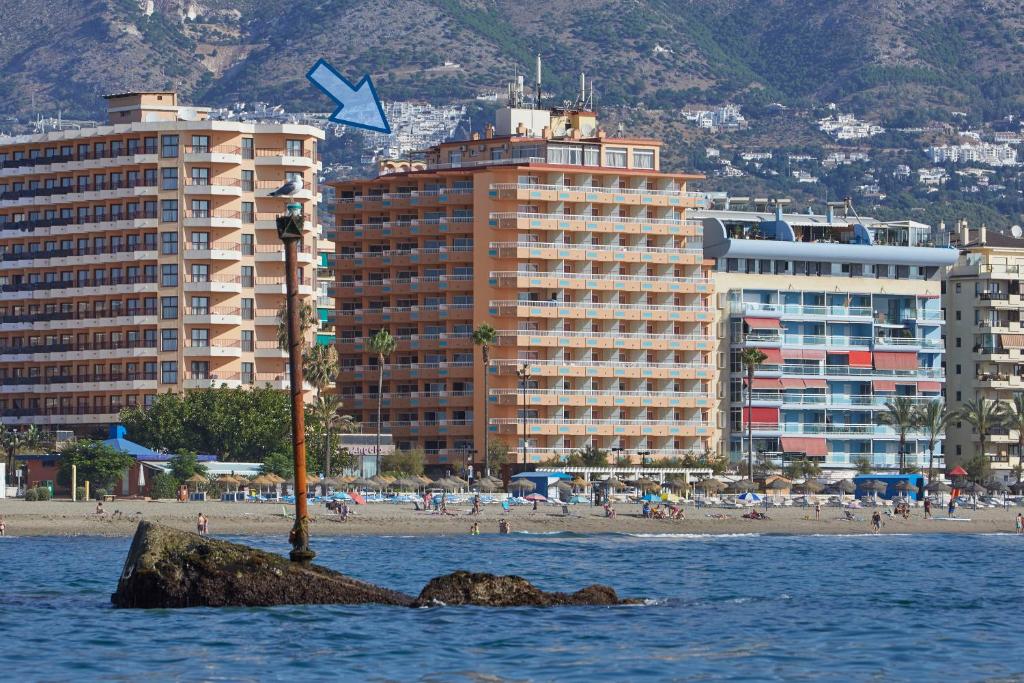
[[814, 501, 821, 521], [197, 513, 208, 536], [1016, 513, 1023, 535], [871, 510, 882, 534], [948, 499, 956, 518], [923, 498, 932, 519], [0, 515, 5, 536]]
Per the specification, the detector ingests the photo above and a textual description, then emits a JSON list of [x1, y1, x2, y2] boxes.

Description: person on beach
[[924, 498, 932, 519], [948, 499, 957, 517], [196, 513, 208, 536], [871, 510, 882, 533], [470, 522, 480, 535], [532, 498, 538, 512], [814, 501, 821, 521], [498, 518, 509, 534], [472, 495, 481, 515], [0, 515, 5, 536], [1016, 513, 1023, 535], [95, 501, 104, 515]]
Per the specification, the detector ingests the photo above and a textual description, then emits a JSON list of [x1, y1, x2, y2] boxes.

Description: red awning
[[848, 350, 873, 368], [874, 352, 918, 371], [801, 349, 826, 360], [803, 378, 828, 389], [873, 380, 897, 392], [781, 348, 805, 359], [751, 377, 783, 389], [743, 407, 779, 424], [948, 465, 968, 477], [780, 437, 828, 456], [745, 317, 782, 329], [1001, 334, 1024, 349], [758, 348, 783, 364], [781, 378, 806, 389], [918, 381, 942, 392]]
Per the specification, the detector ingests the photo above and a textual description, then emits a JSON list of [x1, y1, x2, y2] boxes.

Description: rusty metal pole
[[278, 202, 314, 563]]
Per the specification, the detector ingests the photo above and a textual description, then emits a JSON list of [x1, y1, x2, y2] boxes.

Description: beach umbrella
[[186, 473, 207, 490], [640, 493, 663, 503], [249, 474, 271, 486], [138, 465, 146, 489], [926, 481, 951, 493], [556, 481, 573, 493], [662, 478, 688, 490], [737, 491, 762, 503], [571, 477, 588, 489], [768, 479, 790, 491], [449, 476, 469, 487], [728, 479, 756, 493], [524, 493, 547, 502], [835, 479, 856, 494], [863, 480, 888, 495], [699, 478, 726, 493], [634, 477, 661, 491], [963, 482, 987, 495], [509, 479, 536, 493], [1010, 481, 1024, 494], [350, 477, 376, 489], [471, 479, 500, 493], [796, 480, 824, 494], [266, 473, 287, 485], [985, 480, 1008, 493]]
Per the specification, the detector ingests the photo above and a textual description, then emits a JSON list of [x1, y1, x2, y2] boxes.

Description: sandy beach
[[1, 498, 1021, 537]]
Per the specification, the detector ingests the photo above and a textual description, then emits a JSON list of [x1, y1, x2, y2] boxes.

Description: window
[[190, 167, 209, 185], [241, 266, 254, 287], [241, 330, 254, 352], [241, 233, 254, 255], [241, 298, 254, 320], [161, 200, 178, 222], [190, 361, 209, 380], [241, 201, 255, 223], [605, 147, 627, 168], [161, 167, 178, 190], [190, 200, 209, 219], [242, 362, 254, 384], [161, 264, 178, 287], [956, 311, 961, 321], [160, 329, 178, 352], [190, 296, 209, 315], [190, 329, 209, 347], [955, 364, 961, 375], [161, 232, 178, 255], [190, 264, 209, 282], [955, 282, 961, 293], [190, 135, 209, 154], [190, 232, 209, 249], [161, 361, 177, 384], [632, 149, 655, 169], [160, 135, 179, 158], [241, 170, 254, 192], [161, 296, 178, 320], [956, 337, 962, 348], [286, 139, 304, 157], [241, 137, 254, 160]]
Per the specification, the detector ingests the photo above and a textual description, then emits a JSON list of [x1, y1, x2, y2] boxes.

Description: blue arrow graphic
[[306, 59, 391, 134]]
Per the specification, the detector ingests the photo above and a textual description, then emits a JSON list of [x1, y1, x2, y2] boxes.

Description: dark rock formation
[[112, 523, 641, 609], [111, 521, 413, 608], [411, 570, 639, 607]]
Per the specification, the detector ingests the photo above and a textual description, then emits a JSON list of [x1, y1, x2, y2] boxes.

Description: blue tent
[[103, 425, 163, 458]]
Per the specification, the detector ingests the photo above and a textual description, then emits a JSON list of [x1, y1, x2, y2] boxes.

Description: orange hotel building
[[332, 104, 718, 470], [0, 92, 321, 431]]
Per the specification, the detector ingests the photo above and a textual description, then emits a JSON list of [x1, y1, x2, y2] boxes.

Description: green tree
[[367, 329, 397, 475], [1, 424, 41, 484], [381, 448, 425, 476], [260, 450, 296, 479], [150, 472, 179, 499], [307, 394, 357, 477], [784, 457, 821, 480], [879, 397, 920, 472], [276, 301, 318, 350], [916, 399, 953, 485], [740, 348, 768, 480], [958, 397, 1005, 481], [471, 323, 498, 475], [56, 440, 135, 491], [566, 444, 608, 467], [168, 450, 206, 482], [999, 394, 1024, 484], [487, 439, 512, 473], [852, 455, 874, 474], [303, 343, 339, 400]]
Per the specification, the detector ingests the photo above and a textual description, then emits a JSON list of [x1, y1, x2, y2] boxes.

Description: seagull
[[268, 176, 304, 197]]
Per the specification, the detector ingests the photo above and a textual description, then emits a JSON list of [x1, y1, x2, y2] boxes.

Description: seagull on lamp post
[[268, 176, 304, 197]]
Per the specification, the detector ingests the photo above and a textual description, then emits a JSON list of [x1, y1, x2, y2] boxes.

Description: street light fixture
[[465, 448, 478, 482], [639, 450, 651, 468], [517, 363, 531, 465]]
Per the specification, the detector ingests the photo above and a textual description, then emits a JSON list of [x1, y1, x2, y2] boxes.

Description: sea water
[[1, 532, 1023, 681]]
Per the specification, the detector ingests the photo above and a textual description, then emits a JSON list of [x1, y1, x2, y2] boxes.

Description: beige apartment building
[[0, 92, 322, 431], [944, 221, 1024, 481], [332, 97, 716, 471]]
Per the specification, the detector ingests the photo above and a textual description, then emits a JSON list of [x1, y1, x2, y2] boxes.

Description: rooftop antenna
[[579, 72, 586, 109]]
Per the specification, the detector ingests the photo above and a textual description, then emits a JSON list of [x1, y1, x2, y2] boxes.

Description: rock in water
[[411, 570, 639, 607], [111, 522, 413, 608]]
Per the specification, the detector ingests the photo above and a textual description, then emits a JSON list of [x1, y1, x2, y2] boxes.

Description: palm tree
[[367, 329, 397, 476], [879, 397, 919, 473], [310, 394, 357, 478], [740, 348, 768, 481], [303, 343, 339, 400], [1, 425, 41, 485], [471, 323, 498, 476], [916, 399, 953, 486], [276, 302, 318, 350], [999, 393, 1024, 485], [958, 397, 1005, 482]]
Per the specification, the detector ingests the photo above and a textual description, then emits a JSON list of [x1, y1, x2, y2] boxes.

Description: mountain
[[2, 0, 1024, 123]]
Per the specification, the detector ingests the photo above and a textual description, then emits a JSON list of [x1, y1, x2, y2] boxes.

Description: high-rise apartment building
[[0, 92, 322, 431], [944, 222, 1024, 481], [332, 98, 715, 469], [696, 199, 957, 473]]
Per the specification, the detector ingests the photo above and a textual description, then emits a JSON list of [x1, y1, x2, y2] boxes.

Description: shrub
[[75, 487, 86, 501], [35, 486, 51, 501], [150, 473, 179, 500], [94, 488, 108, 501], [24, 488, 38, 501]]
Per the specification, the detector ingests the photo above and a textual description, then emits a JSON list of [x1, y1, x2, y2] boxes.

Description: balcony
[[742, 421, 927, 437], [254, 244, 315, 263], [183, 339, 242, 357], [253, 147, 317, 166], [1, 406, 122, 426], [254, 276, 314, 295], [0, 340, 158, 362], [184, 274, 242, 294], [183, 372, 243, 389], [488, 241, 703, 265], [0, 180, 157, 207], [255, 341, 288, 358], [0, 372, 158, 394], [0, 210, 158, 239], [489, 270, 710, 294], [730, 301, 874, 320], [184, 176, 243, 196], [184, 241, 243, 261], [0, 275, 158, 301], [490, 358, 714, 380], [183, 209, 243, 229], [183, 306, 243, 326], [488, 417, 708, 437], [488, 299, 711, 322], [183, 145, 243, 165], [346, 245, 474, 261], [488, 182, 703, 208], [753, 364, 944, 379], [489, 212, 701, 237], [495, 329, 713, 351], [255, 179, 314, 199], [0, 308, 158, 332], [488, 388, 711, 408], [1, 244, 157, 269]]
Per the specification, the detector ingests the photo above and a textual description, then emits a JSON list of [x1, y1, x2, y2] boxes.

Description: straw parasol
[[634, 477, 661, 492], [698, 478, 726, 493], [471, 479, 500, 493], [350, 477, 377, 489], [863, 480, 888, 494], [796, 480, 824, 494], [602, 476, 626, 490], [768, 479, 790, 491], [834, 479, 856, 494], [216, 475, 240, 490], [508, 479, 536, 493], [185, 473, 207, 490], [926, 481, 951, 493], [727, 479, 756, 493], [985, 479, 1008, 494]]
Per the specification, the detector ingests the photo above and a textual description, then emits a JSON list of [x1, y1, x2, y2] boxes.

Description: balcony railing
[[491, 271, 708, 286], [490, 212, 695, 227], [1, 275, 157, 294], [489, 418, 707, 427], [0, 307, 157, 325], [0, 340, 158, 355], [0, 209, 158, 235], [744, 392, 940, 406], [2, 243, 156, 262], [491, 359, 713, 371], [489, 300, 711, 314], [489, 241, 703, 256], [755, 364, 945, 378], [496, 329, 713, 342], [0, 372, 157, 387], [488, 182, 702, 198]]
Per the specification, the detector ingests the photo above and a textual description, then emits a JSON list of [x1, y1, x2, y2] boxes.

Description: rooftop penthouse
[[695, 198, 957, 272]]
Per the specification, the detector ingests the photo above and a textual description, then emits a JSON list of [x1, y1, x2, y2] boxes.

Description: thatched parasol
[[863, 480, 889, 493], [796, 480, 824, 494], [768, 479, 790, 491], [633, 477, 661, 492], [571, 477, 588, 488], [186, 473, 207, 490], [727, 479, 756, 493], [834, 479, 856, 494], [508, 479, 536, 493], [926, 481, 951, 493], [698, 478, 726, 493], [985, 479, 1008, 493], [249, 474, 273, 486], [471, 479, 500, 493]]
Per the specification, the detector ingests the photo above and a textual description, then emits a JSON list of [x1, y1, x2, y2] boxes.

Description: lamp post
[[517, 363, 531, 465], [276, 202, 314, 564], [639, 450, 651, 468]]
